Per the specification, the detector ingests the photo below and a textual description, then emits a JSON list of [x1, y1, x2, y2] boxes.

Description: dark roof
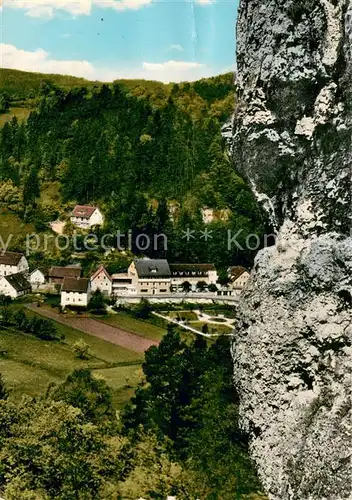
[[4, 273, 31, 292], [62, 277, 90, 293], [71, 205, 98, 219], [134, 259, 171, 278], [228, 266, 248, 280], [170, 263, 215, 273], [49, 266, 81, 279], [0, 251, 24, 266]]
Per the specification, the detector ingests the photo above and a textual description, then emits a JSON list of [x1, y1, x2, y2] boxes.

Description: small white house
[[61, 277, 91, 308], [90, 265, 112, 297], [70, 205, 104, 229], [29, 269, 46, 287], [0, 251, 29, 277], [0, 273, 31, 299]]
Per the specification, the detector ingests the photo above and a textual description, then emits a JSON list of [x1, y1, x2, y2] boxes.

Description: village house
[[170, 264, 218, 292], [90, 265, 112, 297], [60, 278, 91, 309], [48, 266, 81, 286], [0, 273, 31, 299], [111, 273, 135, 296], [70, 205, 104, 229], [227, 266, 250, 288], [129, 259, 171, 295], [0, 251, 29, 277], [29, 269, 46, 289]]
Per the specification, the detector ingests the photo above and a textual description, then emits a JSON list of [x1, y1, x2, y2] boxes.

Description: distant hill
[[0, 67, 233, 104], [0, 68, 101, 101]]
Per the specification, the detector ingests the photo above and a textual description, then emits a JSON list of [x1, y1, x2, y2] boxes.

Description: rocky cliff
[[225, 1, 352, 498]]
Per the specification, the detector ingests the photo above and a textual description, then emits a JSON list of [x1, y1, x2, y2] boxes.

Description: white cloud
[[0, 44, 216, 83], [1, 43, 96, 79], [3, 0, 152, 17], [169, 44, 184, 52]]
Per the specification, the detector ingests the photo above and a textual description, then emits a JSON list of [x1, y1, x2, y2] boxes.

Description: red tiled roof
[[71, 205, 98, 219], [62, 278, 90, 293], [90, 265, 111, 282], [0, 251, 24, 266]]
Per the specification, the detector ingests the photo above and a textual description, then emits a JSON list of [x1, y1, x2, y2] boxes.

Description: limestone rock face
[[225, 1, 352, 498]]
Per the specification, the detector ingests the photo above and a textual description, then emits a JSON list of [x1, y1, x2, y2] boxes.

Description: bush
[[0, 373, 8, 400], [88, 289, 106, 315], [72, 339, 90, 359], [14, 309, 28, 330], [0, 307, 12, 326], [134, 298, 152, 319]]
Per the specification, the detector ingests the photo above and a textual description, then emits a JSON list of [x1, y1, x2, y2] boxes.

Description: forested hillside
[[0, 70, 268, 268]]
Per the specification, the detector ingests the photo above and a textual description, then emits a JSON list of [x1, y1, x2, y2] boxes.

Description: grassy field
[[0, 309, 144, 408], [0, 107, 33, 126], [191, 321, 233, 334], [100, 312, 166, 342], [167, 311, 198, 321]]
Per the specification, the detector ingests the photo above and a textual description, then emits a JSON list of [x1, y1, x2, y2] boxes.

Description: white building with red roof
[[70, 205, 104, 229], [90, 265, 112, 297]]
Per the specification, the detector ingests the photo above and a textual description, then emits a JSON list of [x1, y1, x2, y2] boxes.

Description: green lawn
[[0, 311, 143, 408], [93, 364, 144, 409], [100, 312, 166, 342], [167, 311, 198, 321], [191, 321, 233, 335]]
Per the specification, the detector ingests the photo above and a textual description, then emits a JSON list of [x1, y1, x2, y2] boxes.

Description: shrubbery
[[0, 308, 62, 341]]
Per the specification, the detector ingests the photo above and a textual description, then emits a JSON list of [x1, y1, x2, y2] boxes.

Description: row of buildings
[[0, 251, 250, 308], [60, 259, 249, 308]]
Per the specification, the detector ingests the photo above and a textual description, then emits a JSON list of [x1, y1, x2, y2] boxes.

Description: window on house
[[141, 289, 148, 293]]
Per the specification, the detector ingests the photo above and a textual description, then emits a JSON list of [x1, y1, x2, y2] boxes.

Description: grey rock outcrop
[[225, 1, 352, 498]]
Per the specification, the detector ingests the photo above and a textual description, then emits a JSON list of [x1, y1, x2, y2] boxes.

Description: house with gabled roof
[[70, 205, 104, 229], [0, 272, 31, 299], [61, 278, 91, 308], [227, 266, 250, 289], [90, 265, 112, 297], [0, 251, 29, 277]]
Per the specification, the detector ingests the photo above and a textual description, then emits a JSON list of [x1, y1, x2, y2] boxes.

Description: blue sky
[[1, 0, 239, 82]]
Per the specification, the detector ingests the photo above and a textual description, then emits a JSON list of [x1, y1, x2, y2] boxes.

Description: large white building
[[0, 273, 31, 299], [129, 259, 171, 295], [70, 205, 104, 229], [170, 264, 218, 292], [61, 278, 91, 308], [0, 251, 29, 277]]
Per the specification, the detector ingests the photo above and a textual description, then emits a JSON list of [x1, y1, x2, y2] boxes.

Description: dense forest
[[0, 69, 269, 270]]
